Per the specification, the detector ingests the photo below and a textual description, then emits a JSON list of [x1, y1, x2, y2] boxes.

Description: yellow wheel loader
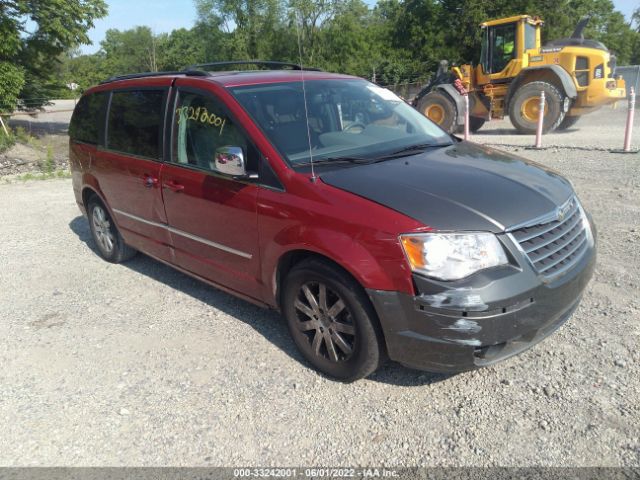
[[413, 15, 626, 134]]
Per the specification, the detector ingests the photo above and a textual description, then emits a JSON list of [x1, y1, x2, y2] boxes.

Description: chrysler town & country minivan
[[69, 61, 596, 381]]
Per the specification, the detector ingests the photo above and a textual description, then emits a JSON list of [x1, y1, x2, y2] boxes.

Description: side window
[[525, 23, 537, 50], [172, 90, 256, 173], [107, 89, 166, 159], [69, 92, 108, 145]]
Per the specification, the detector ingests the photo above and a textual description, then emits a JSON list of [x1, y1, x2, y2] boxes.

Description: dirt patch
[[0, 134, 69, 177]]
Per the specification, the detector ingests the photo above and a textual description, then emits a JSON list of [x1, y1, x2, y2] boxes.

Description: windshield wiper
[[373, 142, 450, 160], [298, 142, 451, 167], [301, 156, 371, 166]]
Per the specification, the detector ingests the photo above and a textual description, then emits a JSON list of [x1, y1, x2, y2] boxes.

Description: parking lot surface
[[0, 107, 638, 466]]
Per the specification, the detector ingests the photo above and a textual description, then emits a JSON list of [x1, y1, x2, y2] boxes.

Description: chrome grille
[[511, 197, 589, 278]]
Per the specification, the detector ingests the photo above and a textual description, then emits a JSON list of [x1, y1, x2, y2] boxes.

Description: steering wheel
[[343, 122, 366, 133]]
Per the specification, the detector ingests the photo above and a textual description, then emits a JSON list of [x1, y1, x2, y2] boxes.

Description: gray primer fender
[[506, 65, 578, 109], [433, 84, 466, 126]]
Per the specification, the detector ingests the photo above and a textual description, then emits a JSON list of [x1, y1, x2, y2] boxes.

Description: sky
[[80, 0, 639, 55]]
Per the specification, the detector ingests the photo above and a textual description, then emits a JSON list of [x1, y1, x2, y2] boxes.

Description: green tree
[[287, 0, 338, 64], [0, 0, 107, 110], [320, 0, 383, 77], [100, 26, 161, 75], [195, 0, 285, 59], [58, 51, 109, 93], [0, 62, 25, 113], [159, 28, 207, 71]]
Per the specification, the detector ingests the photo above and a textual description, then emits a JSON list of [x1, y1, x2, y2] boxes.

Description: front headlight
[[400, 232, 508, 281]]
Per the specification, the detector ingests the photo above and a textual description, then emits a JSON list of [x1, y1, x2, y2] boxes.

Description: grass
[[13, 126, 36, 145], [6, 170, 71, 182], [41, 145, 55, 174], [0, 128, 16, 153]]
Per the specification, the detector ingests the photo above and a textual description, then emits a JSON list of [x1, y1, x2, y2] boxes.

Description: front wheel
[[416, 90, 458, 133], [282, 259, 385, 381], [557, 115, 580, 131], [508, 81, 566, 134], [468, 116, 486, 133]]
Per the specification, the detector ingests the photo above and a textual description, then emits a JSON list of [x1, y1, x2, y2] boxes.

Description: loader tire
[[469, 116, 486, 132], [416, 91, 458, 133], [509, 81, 566, 134], [557, 115, 580, 131]]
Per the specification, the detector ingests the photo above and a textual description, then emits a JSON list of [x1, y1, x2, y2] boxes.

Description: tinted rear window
[[69, 92, 109, 144], [107, 89, 166, 159]]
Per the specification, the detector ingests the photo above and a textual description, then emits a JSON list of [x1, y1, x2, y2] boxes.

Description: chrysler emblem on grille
[[556, 201, 572, 221]]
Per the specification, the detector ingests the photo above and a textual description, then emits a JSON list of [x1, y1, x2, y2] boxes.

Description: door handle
[[142, 174, 159, 188], [163, 180, 184, 192]]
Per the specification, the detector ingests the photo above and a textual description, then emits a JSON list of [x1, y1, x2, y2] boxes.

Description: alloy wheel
[[92, 205, 115, 254], [294, 282, 356, 363]]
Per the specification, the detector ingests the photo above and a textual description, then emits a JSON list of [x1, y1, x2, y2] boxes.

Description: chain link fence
[[381, 82, 426, 102], [616, 65, 640, 103]]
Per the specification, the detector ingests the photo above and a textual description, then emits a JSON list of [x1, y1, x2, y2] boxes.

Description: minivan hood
[[320, 142, 573, 233]]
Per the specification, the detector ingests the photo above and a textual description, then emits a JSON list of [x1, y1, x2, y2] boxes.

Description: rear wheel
[[282, 259, 384, 381], [416, 90, 458, 133], [509, 81, 566, 134], [557, 115, 580, 131], [87, 198, 137, 263]]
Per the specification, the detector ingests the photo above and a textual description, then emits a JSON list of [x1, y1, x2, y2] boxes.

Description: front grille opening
[[575, 57, 590, 87], [576, 57, 589, 70], [511, 198, 589, 279]]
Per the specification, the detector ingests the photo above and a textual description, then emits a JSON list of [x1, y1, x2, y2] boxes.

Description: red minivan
[[70, 61, 596, 381]]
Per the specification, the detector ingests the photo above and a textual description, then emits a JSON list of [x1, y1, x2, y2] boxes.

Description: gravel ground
[[0, 107, 638, 467]]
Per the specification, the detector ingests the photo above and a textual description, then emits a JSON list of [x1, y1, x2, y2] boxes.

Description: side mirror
[[214, 146, 247, 177]]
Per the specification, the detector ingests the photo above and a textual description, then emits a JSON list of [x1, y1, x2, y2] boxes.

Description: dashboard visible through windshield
[[230, 79, 452, 166]]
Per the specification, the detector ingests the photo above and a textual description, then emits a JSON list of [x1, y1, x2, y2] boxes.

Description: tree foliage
[[57, 0, 639, 95], [0, 0, 107, 109], [0, 62, 25, 112]]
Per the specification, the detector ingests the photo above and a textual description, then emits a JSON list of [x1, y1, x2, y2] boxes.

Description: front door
[[160, 83, 262, 299], [478, 21, 519, 84]]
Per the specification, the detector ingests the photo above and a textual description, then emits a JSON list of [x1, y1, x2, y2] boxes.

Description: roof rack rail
[[185, 60, 322, 72], [100, 69, 210, 85]]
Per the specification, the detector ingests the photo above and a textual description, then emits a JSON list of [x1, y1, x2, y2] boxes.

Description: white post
[[623, 87, 635, 152], [0, 116, 8, 136], [535, 91, 545, 149], [464, 94, 470, 141]]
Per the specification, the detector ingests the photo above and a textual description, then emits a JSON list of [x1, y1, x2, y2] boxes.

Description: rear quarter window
[[106, 89, 166, 159], [69, 92, 109, 145]]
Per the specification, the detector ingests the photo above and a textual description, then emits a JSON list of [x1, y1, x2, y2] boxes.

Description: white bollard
[[623, 87, 635, 152], [535, 91, 545, 149], [464, 94, 470, 141]]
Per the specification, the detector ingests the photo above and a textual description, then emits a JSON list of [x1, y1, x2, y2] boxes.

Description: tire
[[282, 258, 385, 381], [469, 116, 486, 133], [87, 198, 137, 263], [508, 81, 566, 134], [416, 90, 458, 133], [557, 115, 580, 131]]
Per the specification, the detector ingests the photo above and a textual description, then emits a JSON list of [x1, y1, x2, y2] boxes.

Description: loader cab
[[478, 16, 542, 79]]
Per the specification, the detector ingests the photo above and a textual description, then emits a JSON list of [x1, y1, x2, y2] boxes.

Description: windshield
[[229, 79, 452, 166]]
